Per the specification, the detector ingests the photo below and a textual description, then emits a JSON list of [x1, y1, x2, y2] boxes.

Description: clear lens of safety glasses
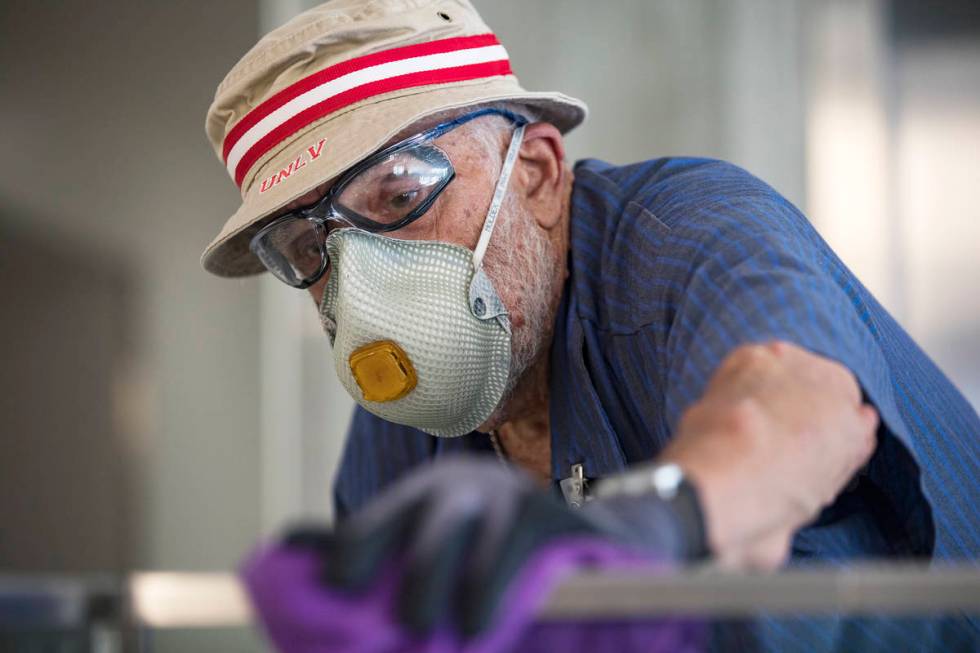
[[249, 144, 451, 288], [333, 144, 453, 232], [251, 217, 327, 289], [248, 107, 527, 288]]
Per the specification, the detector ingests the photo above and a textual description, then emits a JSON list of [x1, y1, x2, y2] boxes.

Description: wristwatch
[[592, 462, 709, 560]]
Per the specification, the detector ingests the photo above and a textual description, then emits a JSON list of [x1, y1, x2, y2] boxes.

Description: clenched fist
[[661, 341, 879, 570]]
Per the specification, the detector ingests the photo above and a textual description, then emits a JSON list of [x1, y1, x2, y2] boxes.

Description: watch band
[[668, 471, 709, 560], [593, 462, 709, 561]]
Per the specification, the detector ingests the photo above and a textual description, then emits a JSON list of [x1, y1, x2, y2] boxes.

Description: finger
[[282, 523, 335, 551], [713, 344, 777, 385], [742, 530, 792, 571], [860, 404, 880, 447], [397, 466, 527, 634], [458, 493, 597, 636], [716, 528, 792, 572], [844, 403, 879, 471], [850, 403, 879, 474], [747, 530, 792, 571], [396, 515, 481, 634], [814, 402, 879, 509], [324, 497, 427, 591]]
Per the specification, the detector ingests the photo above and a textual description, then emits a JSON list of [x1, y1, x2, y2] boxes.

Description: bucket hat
[[202, 0, 587, 276]]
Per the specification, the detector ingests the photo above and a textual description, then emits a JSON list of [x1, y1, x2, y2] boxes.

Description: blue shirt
[[334, 158, 980, 651]]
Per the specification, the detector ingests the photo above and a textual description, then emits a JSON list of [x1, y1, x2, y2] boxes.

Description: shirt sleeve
[[658, 179, 935, 557]]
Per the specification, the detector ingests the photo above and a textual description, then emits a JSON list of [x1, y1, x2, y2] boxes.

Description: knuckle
[[714, 351, 741, 377], [765, 340, 792, 357], [750, 532, 792, 571], [860, 407, 880, 455], [821, 358, 861, 399], [740, 343, 770, 363], [723, 397, 764, 437], [679, 402, 704, 427], [678, 400, 717, 434], [726, 343, 770, 371]]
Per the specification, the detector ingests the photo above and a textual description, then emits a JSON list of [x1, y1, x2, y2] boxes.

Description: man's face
[[284, 116, 567, 424]]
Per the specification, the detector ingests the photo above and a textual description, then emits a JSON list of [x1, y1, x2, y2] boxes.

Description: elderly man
[[202, 1, 979, 651]]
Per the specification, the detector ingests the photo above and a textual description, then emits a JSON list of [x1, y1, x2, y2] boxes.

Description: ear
[[515, 122, 566, 229]]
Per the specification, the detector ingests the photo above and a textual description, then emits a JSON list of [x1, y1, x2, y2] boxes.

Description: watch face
[[651, 463, 684, 499]]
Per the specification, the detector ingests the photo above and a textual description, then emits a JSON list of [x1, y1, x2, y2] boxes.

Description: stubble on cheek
[[482, 194, 561, 403]]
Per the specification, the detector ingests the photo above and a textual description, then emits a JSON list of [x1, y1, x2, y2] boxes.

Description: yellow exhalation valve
[[349, 340, 418, 403]]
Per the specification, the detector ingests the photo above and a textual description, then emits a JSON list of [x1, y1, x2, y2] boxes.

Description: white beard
[[480, 193, 560, 421]]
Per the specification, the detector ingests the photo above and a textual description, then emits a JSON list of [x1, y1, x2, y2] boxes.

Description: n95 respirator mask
[[318, 125, 525, 437]]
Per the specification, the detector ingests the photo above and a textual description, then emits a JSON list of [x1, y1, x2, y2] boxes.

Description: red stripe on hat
[[231, 58, 512, 187], [222, 33, 501, 163]]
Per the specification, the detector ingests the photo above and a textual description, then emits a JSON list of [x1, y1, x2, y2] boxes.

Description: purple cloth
[[241, 536, 705, 653]]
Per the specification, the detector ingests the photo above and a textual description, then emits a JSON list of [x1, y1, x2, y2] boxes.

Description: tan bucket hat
[[201, 0, 587, 277]]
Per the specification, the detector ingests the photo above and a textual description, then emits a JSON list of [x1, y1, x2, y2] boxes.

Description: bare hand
[[660, 341, 878, 569]]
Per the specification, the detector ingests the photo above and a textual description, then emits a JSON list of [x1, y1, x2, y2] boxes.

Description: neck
[[495, 353, 552, 484], [501, 348, 551, 424]]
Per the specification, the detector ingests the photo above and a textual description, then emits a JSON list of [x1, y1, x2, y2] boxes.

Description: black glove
[[286, 455, 700, 636]]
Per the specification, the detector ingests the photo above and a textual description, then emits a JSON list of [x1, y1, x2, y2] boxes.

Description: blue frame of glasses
[[249, 107, 529, 288]]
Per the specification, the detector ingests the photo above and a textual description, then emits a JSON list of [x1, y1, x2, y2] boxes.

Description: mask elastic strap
[[471, 123, 526, 271]]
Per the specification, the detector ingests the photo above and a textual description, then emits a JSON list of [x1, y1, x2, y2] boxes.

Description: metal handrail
[[4, 564, 978, 632], [540, 564, 980, 618]]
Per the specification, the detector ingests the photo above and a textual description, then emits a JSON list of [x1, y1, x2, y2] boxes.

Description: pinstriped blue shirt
[[334, 158, 980, 651]]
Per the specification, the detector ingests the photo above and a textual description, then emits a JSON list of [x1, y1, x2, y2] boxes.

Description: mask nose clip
[[349, 340, 417, 402]]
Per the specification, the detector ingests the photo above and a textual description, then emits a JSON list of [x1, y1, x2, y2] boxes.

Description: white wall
[[0, 1, 267, 650], [478, 0, 807, 205], [804, 0, 980, 409], [894, 42, 980, 407]]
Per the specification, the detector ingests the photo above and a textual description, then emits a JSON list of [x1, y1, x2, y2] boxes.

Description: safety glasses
[[249, 108, 528, 289]]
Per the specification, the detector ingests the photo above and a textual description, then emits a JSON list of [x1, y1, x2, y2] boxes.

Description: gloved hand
[[283, 456, 684, 637]]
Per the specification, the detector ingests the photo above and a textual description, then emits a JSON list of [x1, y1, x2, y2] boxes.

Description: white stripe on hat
[[225, 44, 509, 180]]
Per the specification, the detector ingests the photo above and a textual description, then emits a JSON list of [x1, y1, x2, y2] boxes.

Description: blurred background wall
[[1, 1, 977, 651], [0, 1, 265, 649]]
